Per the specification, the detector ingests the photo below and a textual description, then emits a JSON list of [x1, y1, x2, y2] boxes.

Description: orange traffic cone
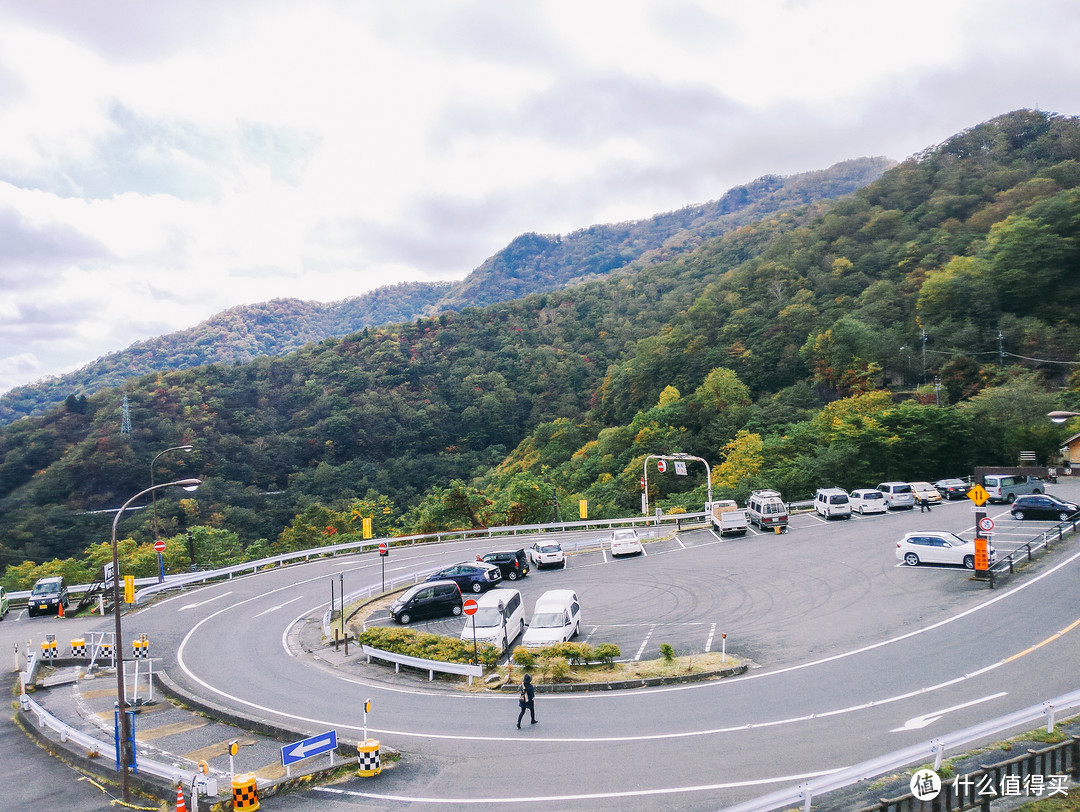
[[176, 786, 187, 811], [57, 602, 64, 618]]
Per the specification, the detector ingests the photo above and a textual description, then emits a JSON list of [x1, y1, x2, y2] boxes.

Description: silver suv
[[877, 482, 915, 509]]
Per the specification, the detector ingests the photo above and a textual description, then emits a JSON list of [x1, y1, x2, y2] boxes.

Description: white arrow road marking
[[177, 592, 232, 611], [891, 692, 1007, 732], [253, 595, 305, 618]]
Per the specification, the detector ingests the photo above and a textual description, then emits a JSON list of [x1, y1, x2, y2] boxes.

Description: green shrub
[[659, 643, 675, 662], [594, 643, 620, 665], [512, 646, 536, 668], [358, 626, 497, 666], [547, 657, 571, 682]]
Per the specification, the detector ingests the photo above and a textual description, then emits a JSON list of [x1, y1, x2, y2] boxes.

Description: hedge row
[[358, 627, 500, 668], [511, 641, 621, 668]]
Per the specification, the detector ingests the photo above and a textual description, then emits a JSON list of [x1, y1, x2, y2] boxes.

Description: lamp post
[[111, 477, 201, 802], [151, 445, 193, 583], [1048, 411, 1080, 424]]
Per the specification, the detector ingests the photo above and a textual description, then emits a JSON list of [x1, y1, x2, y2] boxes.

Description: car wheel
[[963, 555, 975, 570], [1012, 511, 1024, 520], [519, 619, 525, 636], [398, 613, 411, 625], [451, 605, 462, 616], [1033, 489, 1042, 495], [471, 582, 483, 593], [1060, 512, 1070, 522], [904, 552, 920, 566], [507, 570, 518, 581], [1006, 494, 1015, 503]]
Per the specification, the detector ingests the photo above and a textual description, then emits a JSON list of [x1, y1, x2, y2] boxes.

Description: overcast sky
[[1, 1, 1079, 395]]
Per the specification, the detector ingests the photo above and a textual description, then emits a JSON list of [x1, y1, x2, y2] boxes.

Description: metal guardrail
[[857, 736, 1080, 812], [361, 644, 483, 685], [987, 513, 1079, 588], [719, 688, 1080, 812], [19, 693, 218, 797]]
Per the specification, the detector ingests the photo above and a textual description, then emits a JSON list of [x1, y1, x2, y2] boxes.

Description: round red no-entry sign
[[153, 540, 166, 553], [463, 599, 479, 616], [378, 542, 388, 556]]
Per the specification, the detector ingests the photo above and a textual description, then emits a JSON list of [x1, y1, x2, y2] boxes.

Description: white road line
[[253, 595, 305, 618], [890, 692, 1008, 732], [705, 623, 716, 652], [581, 625, 599, 644], [674, 535, 686, 549], [634, 624, 656, 661], [177, 592, 232, 612]]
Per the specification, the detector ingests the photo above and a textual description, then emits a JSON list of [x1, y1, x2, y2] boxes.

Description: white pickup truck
[[710, 500, 748, 536]]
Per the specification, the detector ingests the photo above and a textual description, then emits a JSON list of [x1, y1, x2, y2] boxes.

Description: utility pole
[[997, 330, 1005, 365], [920, 329, 928, 384]]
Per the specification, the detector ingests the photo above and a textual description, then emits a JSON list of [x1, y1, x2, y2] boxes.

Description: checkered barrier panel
[[232, 773, 259, 810], [132, 639, 149, 658], [71, 639, 86, 657], [357, 739, 381, 777], [40, 640, 58, 659]]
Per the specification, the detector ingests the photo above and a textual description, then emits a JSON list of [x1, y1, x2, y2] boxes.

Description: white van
[[877, 482, 915, 509], [522, 590, 581, 649], [459, 588, 525, 653], [983, 474, 1043, 503], [746, 489, 788, 530], [850, 488, 888, 515], [814, 488, 851, 519]]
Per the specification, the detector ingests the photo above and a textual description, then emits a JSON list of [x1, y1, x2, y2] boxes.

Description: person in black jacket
[[516, 673, 537, 728]]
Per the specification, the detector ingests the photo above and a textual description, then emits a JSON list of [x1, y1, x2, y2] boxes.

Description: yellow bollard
[[357, 739, 381, 777], [232, 773, 259, 810], [70, 638, 86, 657]]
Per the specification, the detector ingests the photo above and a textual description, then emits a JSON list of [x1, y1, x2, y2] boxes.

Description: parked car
[[610, 528, 644, 556], [1010, 494, 1079, 522], [528, 541, 566, 569], [909, 481, 943, 506], [0, 585, 8, 619], [849, 488, 888, 515], [390, 580, 463, 625], [746, 489, 788, 530], [984, 474, 1043, 503], [459, 588, 525, 653], [425, 561, 503, 593], [522, 590, 581, 648], [934, 478, 969, 500], [896, 532, 994, 570], [877, 482, 915, 509], [27, 576, 69, 617], [481, 549, 529, 581], [814, 488, 851, 519]]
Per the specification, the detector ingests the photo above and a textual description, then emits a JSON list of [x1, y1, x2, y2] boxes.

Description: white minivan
[[459, 588, 525, 653], [814, 488, 851, 519], [522, 590, 581, 648], [877, 482, 915, 509], [850, 488, 888, 515]]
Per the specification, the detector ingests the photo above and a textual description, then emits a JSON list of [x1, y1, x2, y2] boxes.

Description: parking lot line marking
[[808, 514, 828, 524], [674, 535, 686, 549], [634, 625, 656, 661], [581, 625, 599, 643], [705, 623, 716, 652]]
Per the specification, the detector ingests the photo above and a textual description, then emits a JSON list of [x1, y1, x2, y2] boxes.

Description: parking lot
[[360, 482, 1080, 667]]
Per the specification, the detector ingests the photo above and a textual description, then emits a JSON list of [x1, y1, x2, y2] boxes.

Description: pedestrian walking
[[919, 496, 930, 513], [516, 673, 537, 728]]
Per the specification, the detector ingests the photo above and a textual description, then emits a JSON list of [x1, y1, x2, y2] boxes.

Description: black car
[[933, 478, 970, 500], [481, 549, 529, 581], [1010, 494, 1079, 522], [28, 576, 69, 617], [426, 562, 503, 593], [389, 580, 463, 624]]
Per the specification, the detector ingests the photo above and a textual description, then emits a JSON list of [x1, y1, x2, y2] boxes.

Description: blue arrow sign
[[281, 730, 338, 766]]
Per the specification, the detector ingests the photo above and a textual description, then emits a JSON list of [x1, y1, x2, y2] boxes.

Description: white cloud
[[0, 0, 1079, 394]]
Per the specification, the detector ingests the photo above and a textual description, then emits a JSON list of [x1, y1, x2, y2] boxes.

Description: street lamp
[[1048, 411, 1080, 424], [111, 477, 200, 802], [151, 445, 193, 543]]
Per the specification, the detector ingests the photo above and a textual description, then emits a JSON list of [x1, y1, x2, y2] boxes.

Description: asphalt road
[[8, 482, 1080, 811]]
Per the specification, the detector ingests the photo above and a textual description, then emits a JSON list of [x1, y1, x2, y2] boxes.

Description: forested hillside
[[0, 159, 890, 425], [2, 110, 1080, 587]]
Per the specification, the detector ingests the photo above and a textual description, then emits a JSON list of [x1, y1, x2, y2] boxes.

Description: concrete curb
[[493, 664, 748, 693]]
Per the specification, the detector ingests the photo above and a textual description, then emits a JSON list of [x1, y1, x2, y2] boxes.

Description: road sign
[[657, 459, 667, 473], [463, 598, 479, 616], [974, 537, 990, 571], [978, 517, 995, 533], [378, 542, 388, 557], [674, 460, 687, 476], [967, 484, 989, 507], [153, 539, 166, 553], [281, 730, 338, 766]]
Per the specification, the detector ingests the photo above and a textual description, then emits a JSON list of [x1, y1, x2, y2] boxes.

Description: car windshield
[[539, 545, 561, 554], [531, 612, 565, 629], [612, 531, 636, 541], [468, 608, 503, 626], [861, 492, 882, 499], [32, 582, 60, 595], [942, 534, 967, 547]]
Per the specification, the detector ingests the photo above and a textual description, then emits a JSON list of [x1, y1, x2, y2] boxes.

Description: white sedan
[[528, 542, 565, 569], [896, 532, 994, 570], [850, 488, 888, 514], [609, 528, 644, 556]]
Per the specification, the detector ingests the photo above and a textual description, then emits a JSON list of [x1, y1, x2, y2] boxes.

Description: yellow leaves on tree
[[712, 430, 763, 492]]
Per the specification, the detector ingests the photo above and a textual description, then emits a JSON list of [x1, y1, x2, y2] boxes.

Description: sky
[[1, 0, 1079, 395]]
